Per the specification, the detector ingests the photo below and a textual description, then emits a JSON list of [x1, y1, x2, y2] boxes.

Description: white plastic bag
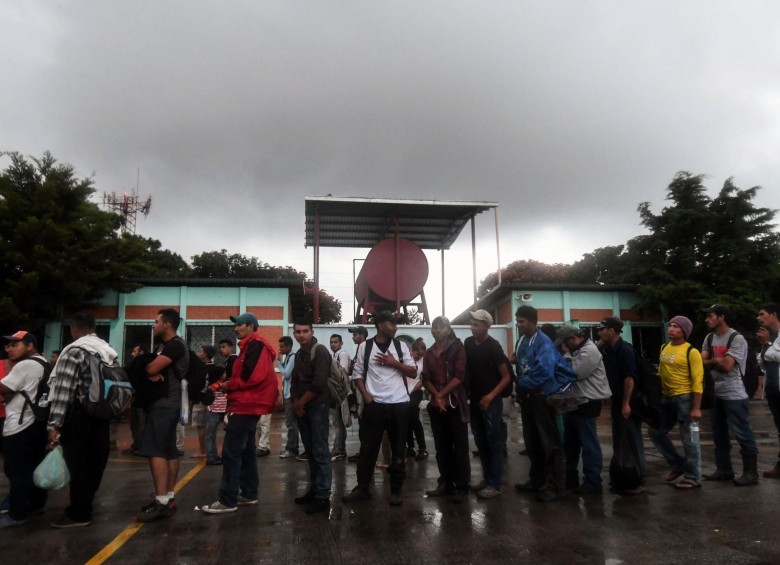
[[33, 446, 70, 490], [180, 379, 190, 425]]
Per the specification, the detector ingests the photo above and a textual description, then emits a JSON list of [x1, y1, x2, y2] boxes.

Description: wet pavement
[[3, 401, 780, 564]]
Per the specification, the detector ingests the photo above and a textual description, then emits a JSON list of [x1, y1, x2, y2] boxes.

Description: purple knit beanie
[[669, 315, 693, 339]]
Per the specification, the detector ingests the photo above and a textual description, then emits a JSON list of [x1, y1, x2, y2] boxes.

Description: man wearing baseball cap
[[346, 325, 369, 463], [598, 316, 647, 493], [0, 331, 50, 528]]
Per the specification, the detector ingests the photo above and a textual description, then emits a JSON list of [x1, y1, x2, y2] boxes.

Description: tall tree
[[191, 249, 342, 323]]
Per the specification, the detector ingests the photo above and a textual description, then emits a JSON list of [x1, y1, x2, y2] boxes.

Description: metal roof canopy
[[304, 197, 497, 250], [304, 196, 500, 322]]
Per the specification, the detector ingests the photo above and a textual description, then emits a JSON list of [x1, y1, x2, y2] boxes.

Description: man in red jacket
[[201, 313, 278, 514]]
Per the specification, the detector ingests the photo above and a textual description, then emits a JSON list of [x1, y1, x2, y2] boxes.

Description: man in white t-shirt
[[342, 311, 416, 507], [329, 334, 351, 461], [0, 331, 50, 529]]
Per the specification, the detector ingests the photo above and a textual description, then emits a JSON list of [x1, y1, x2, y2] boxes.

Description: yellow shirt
[[658, 342, 704, 397]]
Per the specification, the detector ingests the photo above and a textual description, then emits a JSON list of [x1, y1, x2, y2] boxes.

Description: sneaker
[[206, 458, 222, 465], [305, 498, 330, 515], [414, 450, 429, 461], [51, 515, 92, 528], [296, 452, 308, 462], [0, 496, 9, 515], [256, 448, 271, 458], [477, 486, 502, 499], [347, 453, 360, 463], [294, 491, 316, 505], [176, 449, 185, 457], [137, 500, 174, 522], [426, 483, 455, 497], [621, 485, 648, 495], [406, 447, 416, 458], [342, 487, 372, 503], [201, 501, 238, 514], [0, 515, 29, 529], [470, 481, 487, 493], [279, 451, 297, 459], [331, 452, 347, 462], [389, 491, 403, 506], [237, 495, 258, 506]]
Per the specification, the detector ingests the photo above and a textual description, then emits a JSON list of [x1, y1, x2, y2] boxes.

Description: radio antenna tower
[[103, 168, 152, 234]]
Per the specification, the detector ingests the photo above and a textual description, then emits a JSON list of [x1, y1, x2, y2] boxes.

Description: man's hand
[[47, 428, 60, 449], [621, 403, 632, 419], [690, 407, 701, 422], [362, 391, 375, 406], [293, 399, 306, 417], [433, 395, 447, 413], [478, 394, 493, 412], [374, 352, 397, 369], [148, 373, 164, 382]]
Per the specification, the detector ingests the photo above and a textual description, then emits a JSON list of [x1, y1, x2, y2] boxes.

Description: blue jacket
[[515, 330, 576, 394]]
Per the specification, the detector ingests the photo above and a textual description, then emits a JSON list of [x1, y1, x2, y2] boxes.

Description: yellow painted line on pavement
[[85, 460, 206, 565]]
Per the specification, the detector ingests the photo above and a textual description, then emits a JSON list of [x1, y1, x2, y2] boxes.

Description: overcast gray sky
[[3, 2, 779, 321]]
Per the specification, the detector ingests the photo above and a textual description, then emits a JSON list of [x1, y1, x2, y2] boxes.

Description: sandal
[[674, 479, 701, 489], [665, 470, 684, 482]]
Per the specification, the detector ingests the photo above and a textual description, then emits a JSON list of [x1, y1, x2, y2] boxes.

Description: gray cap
[[470, 309, 493, 326], [554, 325, 581, 347]]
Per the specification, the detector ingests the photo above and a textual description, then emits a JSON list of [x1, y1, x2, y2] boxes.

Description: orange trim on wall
[[537, 309, 563, 323], [92, 306, 118, 320], [247, 306, 284, 320], [497, 301, 512, 325], [188, 306, 240, 320], [258, 326, 283, 344], [570, 309, 614, 322], [125, 306, 179, 320], [620, 309, 662, 322]]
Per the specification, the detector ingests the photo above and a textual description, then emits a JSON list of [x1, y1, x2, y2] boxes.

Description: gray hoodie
[[564, 338, 612, 400]]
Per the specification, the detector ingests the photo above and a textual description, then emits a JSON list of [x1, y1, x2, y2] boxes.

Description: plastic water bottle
[[690, 421, 700, 443]]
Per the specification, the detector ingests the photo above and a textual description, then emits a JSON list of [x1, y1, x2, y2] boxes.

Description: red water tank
[[355, 238, 429, 306]]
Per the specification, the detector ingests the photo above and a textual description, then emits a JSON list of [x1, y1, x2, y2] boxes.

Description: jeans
[[710, 397, 758, 472], [3, 422, 48, 520], [205, 411, 223, 463], [407, 390, 426, 451], [564, 410, 603, 488], [650, 393, 701, 481], [256, 414, 271, 450], [520, 394, 565, 491], [356, 401, 409, 492], [330, 406, 346, 455], [470, 396, 504, 490], [610, 404, 646, 478], [297, 402, 332, 499], [60, 406, 110, 522], [283, 398, 299, 454], [427, 403, 471, 490], [218, 414, 260, 507]]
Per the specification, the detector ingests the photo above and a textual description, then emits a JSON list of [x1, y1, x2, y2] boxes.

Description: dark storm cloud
[[2, 1, 780, 317]]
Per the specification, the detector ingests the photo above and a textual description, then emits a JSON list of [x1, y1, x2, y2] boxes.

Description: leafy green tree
[[191, 249, 342, 323], [0, 152, 193, 333]]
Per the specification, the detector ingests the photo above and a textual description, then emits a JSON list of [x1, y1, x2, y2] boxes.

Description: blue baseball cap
[[230, 313, 258, 326]]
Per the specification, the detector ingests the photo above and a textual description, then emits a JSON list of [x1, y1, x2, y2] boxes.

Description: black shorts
[[138, 406, 180, 459]]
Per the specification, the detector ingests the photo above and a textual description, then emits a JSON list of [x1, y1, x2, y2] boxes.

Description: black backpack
[[17, 357, 53, 424], [182, 349, 209, 404], [75, 348, 134, 420], [703, 331, 760, 402]]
